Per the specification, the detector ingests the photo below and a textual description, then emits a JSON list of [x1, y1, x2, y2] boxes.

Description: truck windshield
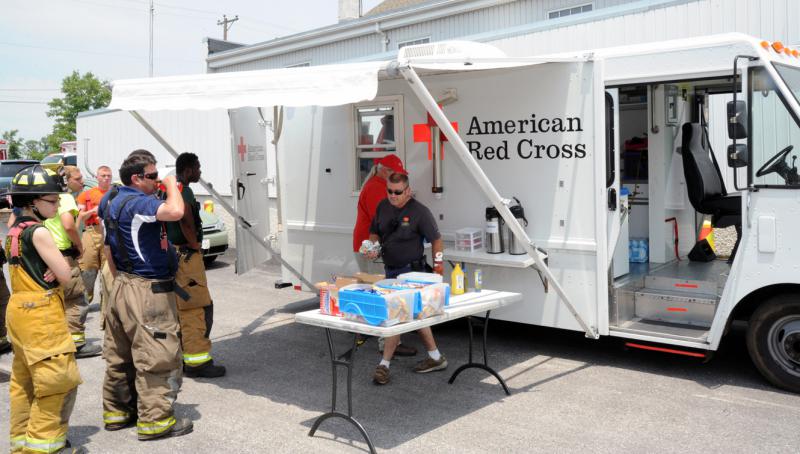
[[749, 65, 800, 187]]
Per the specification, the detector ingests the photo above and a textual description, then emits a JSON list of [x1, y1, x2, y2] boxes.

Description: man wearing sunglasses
[[352, 154, 418, 358], [98, 150, 194, 441], [363, 172, 447, 385]]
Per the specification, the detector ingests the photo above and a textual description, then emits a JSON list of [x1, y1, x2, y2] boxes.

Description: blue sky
[[0, 0, 382, 142]]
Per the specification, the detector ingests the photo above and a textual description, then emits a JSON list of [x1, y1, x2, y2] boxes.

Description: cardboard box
[[354, 272, 385, 284], [317, 276, 361, 316]]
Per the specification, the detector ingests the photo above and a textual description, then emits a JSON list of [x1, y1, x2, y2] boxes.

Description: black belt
[[386, 256, 428, 271], [151, 279, 191, 301]]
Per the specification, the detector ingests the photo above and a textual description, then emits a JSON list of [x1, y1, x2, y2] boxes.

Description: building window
[[398, 37, 431, 50], [353, 96, 404, 191], [548, 3, 592, 19]]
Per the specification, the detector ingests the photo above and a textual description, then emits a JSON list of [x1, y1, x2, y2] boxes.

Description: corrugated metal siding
[[211, 0, 800, 73], [212, 0, 646, 72], [490, 0, 799, 57]]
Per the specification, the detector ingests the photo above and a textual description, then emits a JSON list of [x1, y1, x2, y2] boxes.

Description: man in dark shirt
[[364, 173, 447, 385], [166, 152, 226, 378]]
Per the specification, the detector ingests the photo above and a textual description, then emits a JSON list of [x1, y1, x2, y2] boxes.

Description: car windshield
[[41, 155, 61, 164], [64, 155, 77, 165], [0, 163, 33, 178]]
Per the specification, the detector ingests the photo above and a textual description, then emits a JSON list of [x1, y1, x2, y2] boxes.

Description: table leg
[[448, 310, 511, 395], [308, 328, 377, 454]]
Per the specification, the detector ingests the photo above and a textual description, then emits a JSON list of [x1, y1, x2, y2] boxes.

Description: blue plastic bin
[[339, 284, 415, 326]]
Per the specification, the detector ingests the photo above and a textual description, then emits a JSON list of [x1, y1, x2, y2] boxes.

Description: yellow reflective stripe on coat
[[10, 435, 25, 451], [71, 332, 85, 344], [183, 352, 211, 365], [137, 416, 176, 434], [23, 435, 66, 453], [103, 411, 130, 424]]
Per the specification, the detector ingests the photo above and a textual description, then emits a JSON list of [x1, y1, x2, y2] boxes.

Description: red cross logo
[[413, 111, 458, 160], [237, 136, 247, 161]]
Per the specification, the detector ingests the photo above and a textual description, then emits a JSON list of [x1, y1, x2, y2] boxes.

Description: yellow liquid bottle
[[451, 262, 465, 295]]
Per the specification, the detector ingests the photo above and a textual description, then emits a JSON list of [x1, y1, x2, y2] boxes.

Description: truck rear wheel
[[746, 295, 800, 393]]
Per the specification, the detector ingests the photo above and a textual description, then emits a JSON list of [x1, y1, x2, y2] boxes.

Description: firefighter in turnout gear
[[43, 166, 101, 358], [167, 153, 226, 378], [99, 150, 193, 441], [4, 165, 84, 453]]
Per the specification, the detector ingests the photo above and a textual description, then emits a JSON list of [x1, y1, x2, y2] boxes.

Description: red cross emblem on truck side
[[238, 136, 247, 161], [412, 111, 458, 160]]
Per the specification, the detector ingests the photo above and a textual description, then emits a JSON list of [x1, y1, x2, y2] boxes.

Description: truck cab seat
[[681, 122, 741, 261]]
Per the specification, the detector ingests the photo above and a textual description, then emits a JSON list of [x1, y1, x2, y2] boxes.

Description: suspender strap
[[8, 221, 41, 263], [103, 187, 138, 274]]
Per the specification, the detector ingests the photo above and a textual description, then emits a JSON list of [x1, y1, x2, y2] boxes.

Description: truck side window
[[605, 92, 615, 188], [749, 65, 800, 187], [353, 96, 404, 191]]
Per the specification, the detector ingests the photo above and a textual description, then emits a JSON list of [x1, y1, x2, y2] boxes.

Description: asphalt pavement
[[1, 251, 799, 453]]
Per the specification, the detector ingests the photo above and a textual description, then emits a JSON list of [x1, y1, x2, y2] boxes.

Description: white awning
[[108, 61, 387, 111]]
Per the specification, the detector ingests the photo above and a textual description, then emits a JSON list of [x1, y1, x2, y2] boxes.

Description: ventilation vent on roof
[[398, 41, 506, 61]]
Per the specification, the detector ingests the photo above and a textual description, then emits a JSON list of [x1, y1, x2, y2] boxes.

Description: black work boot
[[75, 343, 102, 359], [138, 417, 193, 441], [184, 360, 226, 378]]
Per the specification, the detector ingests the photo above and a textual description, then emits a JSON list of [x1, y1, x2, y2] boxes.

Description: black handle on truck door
[[237, 180, 246, 200]]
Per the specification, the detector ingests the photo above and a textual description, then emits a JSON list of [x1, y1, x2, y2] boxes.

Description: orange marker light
[[793, 50, 800, 58], [785, 48, 792, 56], [761, 40, 770, 49], [772, 41, 784, 53]]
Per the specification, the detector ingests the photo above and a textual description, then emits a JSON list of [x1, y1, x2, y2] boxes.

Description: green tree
[[2, 129, 23, 159], [24, 139, 48, 161], [46, 70, 111, 151]]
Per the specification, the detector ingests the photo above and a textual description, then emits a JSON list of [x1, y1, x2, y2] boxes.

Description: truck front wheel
[[746, 295, 800, 393]]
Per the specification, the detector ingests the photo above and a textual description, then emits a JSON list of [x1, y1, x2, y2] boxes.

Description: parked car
[[0, 159, 39, 194], [82, 178, 228, 266], [40, 152, 77, 171]]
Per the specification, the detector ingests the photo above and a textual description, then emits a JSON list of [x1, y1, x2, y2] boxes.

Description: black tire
[[203, 256, 217, 267], [746, 295, 800, 393]]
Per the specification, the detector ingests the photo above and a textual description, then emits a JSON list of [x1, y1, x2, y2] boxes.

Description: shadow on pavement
[[190, 297, 783, 451]]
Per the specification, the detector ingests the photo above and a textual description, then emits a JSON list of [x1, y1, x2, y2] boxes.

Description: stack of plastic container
[[455, 228, 483, 252]]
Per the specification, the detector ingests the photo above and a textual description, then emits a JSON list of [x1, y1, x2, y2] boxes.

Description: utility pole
[[148, 0, 154, 77], [217, 14, 239, 41]]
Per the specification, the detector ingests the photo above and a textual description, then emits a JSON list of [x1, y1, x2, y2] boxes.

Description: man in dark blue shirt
[[98, 150, 193, 441]]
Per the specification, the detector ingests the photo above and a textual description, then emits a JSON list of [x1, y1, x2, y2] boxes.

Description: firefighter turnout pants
[[7, 270, 81, 453], [175, 249, 214, 368], [63, 256, 88, 347], [78, 225, 104, 302], [102, 272, 183, 438], [0, 267, 10, 346], [98, 261, 114, 331]]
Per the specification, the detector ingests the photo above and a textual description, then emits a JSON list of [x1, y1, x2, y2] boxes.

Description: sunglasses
[[37, 198, 59, 206], [387, 187, 407, 196], [137, 171, 159, 180]]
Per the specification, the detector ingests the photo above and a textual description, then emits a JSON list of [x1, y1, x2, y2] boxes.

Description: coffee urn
[[485, 206, 505, 254], [506, 197, 529, 255]]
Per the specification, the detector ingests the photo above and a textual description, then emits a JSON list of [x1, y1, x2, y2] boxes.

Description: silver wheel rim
[[767, 315, 800, 378]]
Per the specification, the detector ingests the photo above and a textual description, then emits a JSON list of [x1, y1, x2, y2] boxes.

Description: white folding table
[[295, 289, 523, 453]]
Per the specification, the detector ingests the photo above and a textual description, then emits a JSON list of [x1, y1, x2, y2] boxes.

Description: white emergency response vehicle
[[108, 33, 800, 393]]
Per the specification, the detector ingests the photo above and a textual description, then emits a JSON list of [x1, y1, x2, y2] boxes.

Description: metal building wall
[[211, 0, 645, 73], [488, 0, 800, 57]]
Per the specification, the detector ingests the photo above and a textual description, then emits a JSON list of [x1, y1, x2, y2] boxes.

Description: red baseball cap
[[377, 154, 407, 175]]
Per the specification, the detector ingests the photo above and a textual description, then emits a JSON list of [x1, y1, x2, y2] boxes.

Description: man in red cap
[[352, 154, 417, 358]]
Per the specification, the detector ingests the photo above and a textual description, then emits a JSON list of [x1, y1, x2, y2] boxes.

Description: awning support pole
[[398, 65, 597, 339], [129, 110, 318, 292]]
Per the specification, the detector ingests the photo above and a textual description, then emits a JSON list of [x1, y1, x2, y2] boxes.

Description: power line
[[0, 88, 60, 91], [0, 100, 50, 104], [0, 40, 197, 63]]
